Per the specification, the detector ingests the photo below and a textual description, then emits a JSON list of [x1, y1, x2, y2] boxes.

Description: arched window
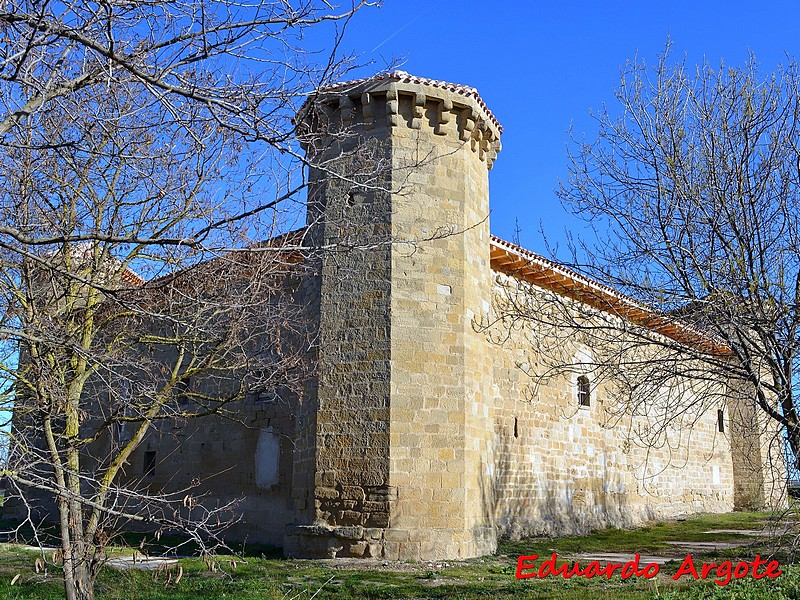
[[577, 375, 590, 407]]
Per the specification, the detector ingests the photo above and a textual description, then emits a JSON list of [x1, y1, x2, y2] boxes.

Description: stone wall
[[487, 273, 738, 538], [729, 378, 788, 511], [286, 73, 501, 559], [281, 72, 785, 558], [286, 108, 396, 558], [386, 89, 496, 560]]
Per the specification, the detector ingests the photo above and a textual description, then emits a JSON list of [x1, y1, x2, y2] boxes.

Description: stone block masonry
[[282, 71, 784, 559], [67, 71, 783, 561], [287, 71, 502, 560]]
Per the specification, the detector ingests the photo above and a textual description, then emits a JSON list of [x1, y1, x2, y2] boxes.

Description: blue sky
[[332, 0, 800, 259]]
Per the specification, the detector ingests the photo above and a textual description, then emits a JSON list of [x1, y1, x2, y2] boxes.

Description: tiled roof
[[120, 267, 145, 286], [311, 70, 502, 133], [489, 235, 731, 356], [117, 224, 725, 354], [43, 241, 146, 287]]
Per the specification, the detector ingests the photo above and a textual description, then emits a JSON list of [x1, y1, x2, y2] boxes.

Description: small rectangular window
[[717, 409, 725, 433], [577, 376, 590, 407], [143, 450, 157, 477]]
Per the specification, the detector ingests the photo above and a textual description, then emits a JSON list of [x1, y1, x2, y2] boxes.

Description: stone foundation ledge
[[284, 524, 385, 559], [284, 524, 496, 561]]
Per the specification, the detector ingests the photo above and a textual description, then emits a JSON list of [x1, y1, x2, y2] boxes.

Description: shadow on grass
[[1, 512, 798, 600], [0, 518, 283, 559]]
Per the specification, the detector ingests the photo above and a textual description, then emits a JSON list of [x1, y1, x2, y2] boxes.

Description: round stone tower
[[287, 72, 502, 560]]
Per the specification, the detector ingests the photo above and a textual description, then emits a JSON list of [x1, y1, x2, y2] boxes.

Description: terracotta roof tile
[[489, 235, 731, 356], [120, 268, 145, 286]]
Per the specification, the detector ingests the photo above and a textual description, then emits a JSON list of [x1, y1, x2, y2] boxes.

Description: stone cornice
[[297, 71, 502, 170]]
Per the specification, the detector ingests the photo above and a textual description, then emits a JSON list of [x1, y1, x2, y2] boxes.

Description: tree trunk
[[58, 499, 95, 600], [62, 560, 94, 600], [786, 420, 800, 476]]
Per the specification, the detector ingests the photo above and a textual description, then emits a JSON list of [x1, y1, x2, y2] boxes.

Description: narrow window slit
[[144, 451, 157, 477], [577, 375, 590, 407]]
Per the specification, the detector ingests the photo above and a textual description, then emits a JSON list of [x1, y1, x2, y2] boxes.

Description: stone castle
[[21, 72, 784, 561]]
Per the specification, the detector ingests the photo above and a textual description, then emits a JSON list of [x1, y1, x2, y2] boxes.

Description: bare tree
[[513, 42, 797, 491], [0, 2, 378, 599]]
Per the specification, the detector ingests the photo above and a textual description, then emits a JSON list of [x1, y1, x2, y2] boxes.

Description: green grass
[[0, 512, 797, 599], [501, 511, 779, 557]]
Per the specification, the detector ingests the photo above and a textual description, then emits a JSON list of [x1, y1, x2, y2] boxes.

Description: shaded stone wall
[[285, 112, 395, 558], [729, 379, 788, 510], [125, 401, 296, 545], [111, 268, 312, 547]]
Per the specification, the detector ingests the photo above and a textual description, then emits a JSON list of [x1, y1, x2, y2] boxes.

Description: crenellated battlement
[[297, 71, 502, 169]]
